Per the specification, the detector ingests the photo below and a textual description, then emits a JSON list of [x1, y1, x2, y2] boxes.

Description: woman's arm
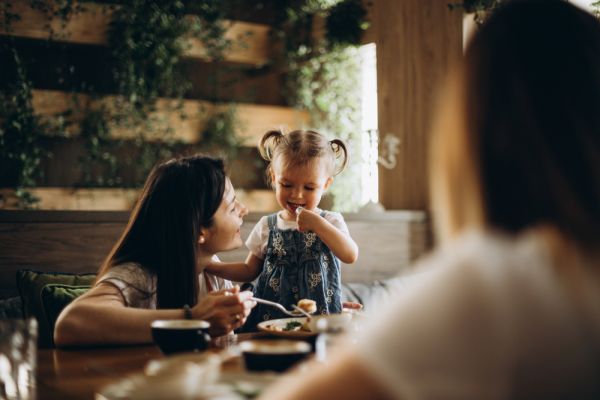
[[54, 283, 254, 347], [258, 349, 393, 400], [204, 252, 263, 282], [54, 283, 181, 346], [297, 210, 359, 264]]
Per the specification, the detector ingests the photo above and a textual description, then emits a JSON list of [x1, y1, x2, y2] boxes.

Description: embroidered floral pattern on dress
[[309, 272, 322, 289], [326, 288, 334, 304], [269, 277, 280, 293], [322, 255, 330, 271], [273, 233, 286, 257], [265, 261, 273, 274], [303, 232, 317, 249], [262, 312, 271, 321]]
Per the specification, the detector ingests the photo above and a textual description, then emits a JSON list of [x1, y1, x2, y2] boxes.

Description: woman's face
[[200, 179, 248, 254]]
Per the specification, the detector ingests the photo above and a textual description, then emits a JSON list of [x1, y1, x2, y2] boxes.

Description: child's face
[[271, 158, 333, 220]]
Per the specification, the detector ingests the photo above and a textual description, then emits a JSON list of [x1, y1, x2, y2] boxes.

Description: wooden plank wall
[[0, 188, 278, 212], [1, 1, 272, 65], [0, 1, 305, 209], [0, 211, 430, 298], [373, 0, 463, 210], [32, 90, 309, 145]]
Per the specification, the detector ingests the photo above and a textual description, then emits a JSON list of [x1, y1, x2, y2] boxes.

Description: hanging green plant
[[1, 0, 263, 207], [28, 0, 85, 39], [0, 1, 56, 208], [0, 0, 84, 206], [326, 0, 369, 47], [448, 0, 503, 25], [200, 105, 243, 160], [187, 1, 244, 160], [101, 0, 242, 181], [188, 0, 231, 62], [98, 1, 184, 182], [78, 106, 121, 187], [0, 47, 45, 208]]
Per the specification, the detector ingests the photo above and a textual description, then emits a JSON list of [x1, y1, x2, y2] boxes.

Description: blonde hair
[[258, 129, 348, 186]]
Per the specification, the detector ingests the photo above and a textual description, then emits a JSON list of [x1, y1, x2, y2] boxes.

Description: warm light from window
[[360, 43, 378, 204]]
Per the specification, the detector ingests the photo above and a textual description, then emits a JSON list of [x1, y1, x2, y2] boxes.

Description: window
[[359, 43, 379, 205]]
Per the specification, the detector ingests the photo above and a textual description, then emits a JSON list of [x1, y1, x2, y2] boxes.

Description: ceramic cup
[[240, 339, 311, 372], [151, 320, 211, 355]]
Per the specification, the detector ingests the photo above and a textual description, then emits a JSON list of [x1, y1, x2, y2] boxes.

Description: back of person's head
[[258, 129, 348, 186], [99, 154, 226, 308], [431, 0, 600, 249]]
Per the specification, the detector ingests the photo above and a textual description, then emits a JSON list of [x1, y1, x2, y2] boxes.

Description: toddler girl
[[206, 129, 358, 329]]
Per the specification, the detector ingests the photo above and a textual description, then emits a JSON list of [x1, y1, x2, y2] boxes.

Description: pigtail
[[258, 130, 285, 161], [330, 139, 348, 176]]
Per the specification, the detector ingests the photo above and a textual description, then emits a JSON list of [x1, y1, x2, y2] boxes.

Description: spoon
[[252, 297, 312, 318]]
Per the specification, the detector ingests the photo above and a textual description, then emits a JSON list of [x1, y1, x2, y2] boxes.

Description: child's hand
[[296, 207, 324, 233]]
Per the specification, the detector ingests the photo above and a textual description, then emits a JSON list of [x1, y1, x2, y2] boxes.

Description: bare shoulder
[[74, 281, 126, 307]]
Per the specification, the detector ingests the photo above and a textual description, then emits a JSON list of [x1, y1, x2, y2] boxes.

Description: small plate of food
[[257, 317, 316, 338]]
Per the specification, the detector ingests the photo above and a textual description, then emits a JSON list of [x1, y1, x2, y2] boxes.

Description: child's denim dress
[[245, 212, 343, 330]]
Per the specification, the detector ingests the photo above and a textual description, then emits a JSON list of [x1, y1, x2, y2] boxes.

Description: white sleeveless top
[[98, 260, 232, 308]]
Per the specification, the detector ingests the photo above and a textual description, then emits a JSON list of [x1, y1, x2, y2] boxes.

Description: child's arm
[[296, 209, 359, 264], [205, 252, 264, 282]]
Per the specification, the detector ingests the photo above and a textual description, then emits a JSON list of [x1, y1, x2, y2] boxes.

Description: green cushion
[[41, 284, 90, 347], [16, 270, 96, 348]]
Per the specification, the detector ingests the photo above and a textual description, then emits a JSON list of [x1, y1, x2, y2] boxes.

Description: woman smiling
[[54, 155, 256, 346]]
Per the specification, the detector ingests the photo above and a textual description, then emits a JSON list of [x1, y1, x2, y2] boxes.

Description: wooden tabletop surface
[[36, 332, 267, 400]]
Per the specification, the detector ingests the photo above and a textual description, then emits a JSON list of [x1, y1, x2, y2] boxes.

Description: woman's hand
[[192, 285, 255, 336]]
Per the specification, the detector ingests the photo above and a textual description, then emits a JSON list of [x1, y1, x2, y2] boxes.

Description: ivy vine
[[0, 46, 44, 208], [1, 0, 246, 202]]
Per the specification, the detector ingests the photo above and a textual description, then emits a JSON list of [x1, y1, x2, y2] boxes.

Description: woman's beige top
[[97, 261, 233, 308], [358, 230, 600, 399]]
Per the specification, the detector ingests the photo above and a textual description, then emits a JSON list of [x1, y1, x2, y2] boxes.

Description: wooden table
[[36, 333, 266, 400]]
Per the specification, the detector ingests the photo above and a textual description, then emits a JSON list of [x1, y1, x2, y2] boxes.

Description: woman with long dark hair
[[55, 155, 255, 345], [260, 1, 600, 398]]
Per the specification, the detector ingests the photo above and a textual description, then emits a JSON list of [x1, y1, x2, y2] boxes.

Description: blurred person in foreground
[[260, 1, 600, 398]]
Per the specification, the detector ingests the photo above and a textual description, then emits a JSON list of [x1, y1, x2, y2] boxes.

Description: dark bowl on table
[[240, 339, 311, 372], [151, 319, 211, 355]]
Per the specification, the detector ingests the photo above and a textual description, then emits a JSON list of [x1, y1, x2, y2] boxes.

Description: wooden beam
[[31, 89, 309, 145], [373, 0, 463, 210], [1, 1, 272, 65], [0, 188, 278, 212]]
